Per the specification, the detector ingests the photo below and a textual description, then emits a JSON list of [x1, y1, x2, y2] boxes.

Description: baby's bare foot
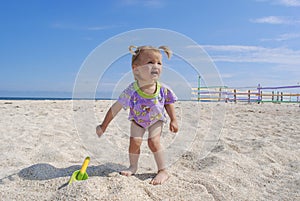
[[150, 169, 169, 185], [120, 166, 137, 176]]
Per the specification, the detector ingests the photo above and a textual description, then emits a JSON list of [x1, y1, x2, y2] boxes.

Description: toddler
[[96, 45, 178, 185]]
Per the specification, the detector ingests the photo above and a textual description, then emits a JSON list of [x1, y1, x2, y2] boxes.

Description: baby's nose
[[152, 63, 159, 68]]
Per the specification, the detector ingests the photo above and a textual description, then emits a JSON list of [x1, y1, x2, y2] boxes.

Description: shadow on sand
[[0, 163, 158, 190], [17, 162, 126, 181], [16, 162, 128, 189]]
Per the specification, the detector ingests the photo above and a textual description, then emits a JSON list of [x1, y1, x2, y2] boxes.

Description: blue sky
[[1, 0, 300, 98]]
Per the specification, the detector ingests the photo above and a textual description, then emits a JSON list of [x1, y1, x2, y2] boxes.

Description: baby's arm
[[96, 101, 122, 137], [164, 104, 178, 133]]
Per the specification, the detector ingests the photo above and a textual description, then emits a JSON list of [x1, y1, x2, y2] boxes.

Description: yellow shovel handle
[[80, 156, 90, 174]]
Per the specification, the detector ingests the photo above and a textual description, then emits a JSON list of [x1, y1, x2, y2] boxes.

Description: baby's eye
[[147, 61, 162, 65]]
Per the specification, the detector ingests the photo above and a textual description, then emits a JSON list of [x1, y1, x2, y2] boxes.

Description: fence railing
[[257, 84, 300, 103], [192, 84, 300, 103]]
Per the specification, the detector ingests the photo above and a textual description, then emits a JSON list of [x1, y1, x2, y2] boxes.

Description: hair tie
[[129, 45, 138, 55], [158, 46, 172, 59]]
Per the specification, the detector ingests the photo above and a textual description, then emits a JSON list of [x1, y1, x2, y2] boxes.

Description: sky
[[1, 0, 300, 98]]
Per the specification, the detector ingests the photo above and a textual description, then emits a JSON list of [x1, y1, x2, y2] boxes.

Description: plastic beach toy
[[68, 156, 90, 185]]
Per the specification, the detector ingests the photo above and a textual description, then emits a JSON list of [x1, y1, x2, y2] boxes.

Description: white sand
[[0, 100, 299, 200]]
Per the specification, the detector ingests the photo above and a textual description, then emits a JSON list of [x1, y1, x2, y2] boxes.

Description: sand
[[0, 100, 299, 200]]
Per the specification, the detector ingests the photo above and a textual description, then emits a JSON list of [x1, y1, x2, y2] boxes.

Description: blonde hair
[[129, 45, 172, 65]]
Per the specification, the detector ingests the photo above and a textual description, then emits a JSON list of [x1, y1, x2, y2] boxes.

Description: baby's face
[[132, 50, 163, 83]]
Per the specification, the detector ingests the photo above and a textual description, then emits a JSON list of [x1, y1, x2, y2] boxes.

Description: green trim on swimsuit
[[134, 81, 161, 99]]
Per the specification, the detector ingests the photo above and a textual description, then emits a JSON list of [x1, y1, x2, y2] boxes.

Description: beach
[[0, 100, 299, 200]]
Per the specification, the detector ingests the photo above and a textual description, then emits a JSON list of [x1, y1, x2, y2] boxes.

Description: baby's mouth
[[151, 71, 159, 75]]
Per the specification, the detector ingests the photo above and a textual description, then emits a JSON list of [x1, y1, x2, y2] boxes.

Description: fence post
[[234, 89, 237, 103], [198, 75, 201, 102], [248, 90, 251, 103], [257, 84, 261, 104]]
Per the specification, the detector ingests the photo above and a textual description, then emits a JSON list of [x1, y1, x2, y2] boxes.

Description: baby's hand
[[96, 124, 105, 137], [169, 119, 178, 133]]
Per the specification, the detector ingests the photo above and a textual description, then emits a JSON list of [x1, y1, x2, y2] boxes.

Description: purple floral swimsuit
[[118, 81, 177, 128]]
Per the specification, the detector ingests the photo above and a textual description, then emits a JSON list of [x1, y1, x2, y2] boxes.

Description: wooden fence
[[257, 84, 300, 103], [192, 84, 300, 103]]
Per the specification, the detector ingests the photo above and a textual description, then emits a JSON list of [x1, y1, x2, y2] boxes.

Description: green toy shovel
[[68, 156, 90, 185]]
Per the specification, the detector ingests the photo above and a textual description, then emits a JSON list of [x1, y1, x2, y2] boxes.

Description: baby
[[96, 45, 178, 185]]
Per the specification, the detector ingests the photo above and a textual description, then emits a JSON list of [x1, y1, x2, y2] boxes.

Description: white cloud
[[200, 45, 262, 52], [261, 33, 300, 41], [274, 0, 300, 6], [190, 44, 300, 87], [186, 44, 300, 87], [250, 16, 300, 24], [256, 0, 300, 6], [200, 45, 300, 65], [272, 0, 300, 7]]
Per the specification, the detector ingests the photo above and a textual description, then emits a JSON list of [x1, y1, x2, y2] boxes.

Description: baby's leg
[[120, 121, 145, 176], [148, 121, 169, 185]]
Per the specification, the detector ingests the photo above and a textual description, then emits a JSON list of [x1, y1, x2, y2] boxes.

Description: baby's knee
[[147, 137, 160, 152], [130, 137, 143, 147]]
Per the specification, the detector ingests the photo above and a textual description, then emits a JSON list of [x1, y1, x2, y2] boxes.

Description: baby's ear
[[132, 64, 140, 80], [132, 63, 138, 70]]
